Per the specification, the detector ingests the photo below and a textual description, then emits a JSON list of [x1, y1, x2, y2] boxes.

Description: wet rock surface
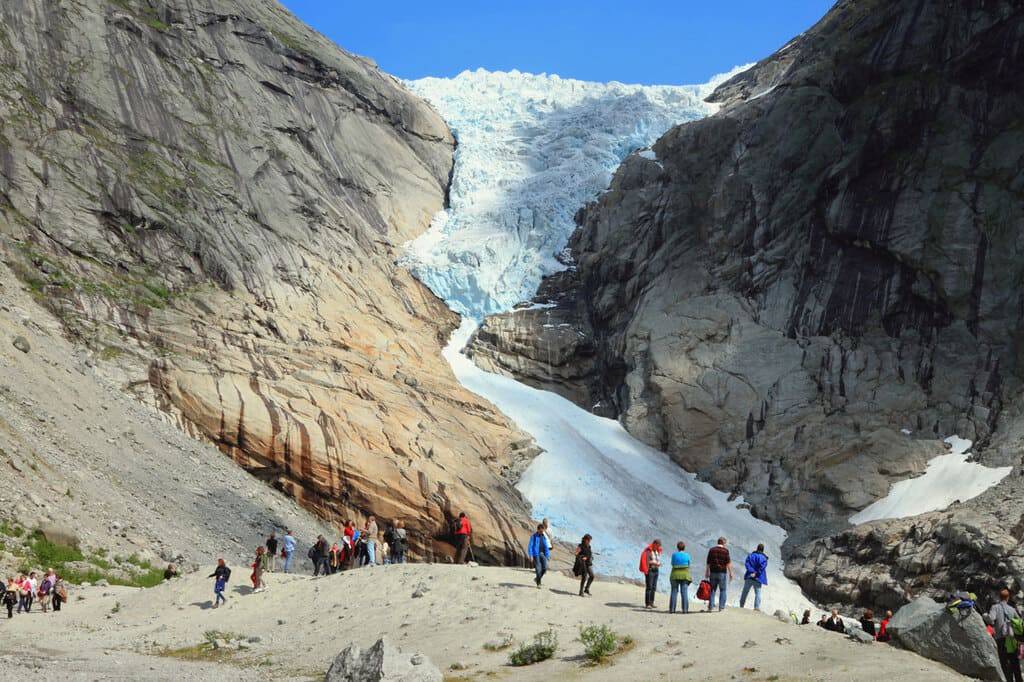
[[0, 0, 535, 562], [470, 0, 1024, 600]]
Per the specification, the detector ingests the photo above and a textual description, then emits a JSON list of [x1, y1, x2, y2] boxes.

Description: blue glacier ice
[[402, 68, 739, 318]]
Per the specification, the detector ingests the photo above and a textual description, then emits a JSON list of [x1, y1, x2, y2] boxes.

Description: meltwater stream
[[405, 69, 813, 613]]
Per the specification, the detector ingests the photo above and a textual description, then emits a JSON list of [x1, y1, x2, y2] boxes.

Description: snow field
[[849, 436, 1012, 524]]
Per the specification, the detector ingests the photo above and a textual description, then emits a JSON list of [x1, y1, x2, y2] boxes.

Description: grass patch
[[509, 630, 557, 667], [146, 19, 168, 30], [28, 530, 85, 565]]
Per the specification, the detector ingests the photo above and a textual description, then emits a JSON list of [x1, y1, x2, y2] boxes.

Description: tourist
[[705, 537, 732, 611], [817, 614, 829, 629], [801, 609, 812, 625], [527, 524, 550, 588], [163, 564, 179, 581], [669, 541, 691, 614], [541, 518, 553, 554], [383, 520, 397, 564], [738, 543, 768, 610], [266, 531, 278, 572], [252, 546, 267, 593], [343, 520, 356, 568], [988, 588, 1023, 682], [364, 515, 379, 566], [454, 512, 472, 564], [576, 534, 594, 597], [826, 608, 845, 632], [37, 568, 54, 613], [312, 534, 329, 576], [208, 559, 231, 609], [329, 542, 342, 574], [51, 574, 66, 612], [3, 579, 17, 618], [17, 573, 32, 613], [391, 521, 408, 564], [640, 539, 662, 609], [282, 530, 296, 573], [877, 610, 893, 642], [860, 609, 876, 638]]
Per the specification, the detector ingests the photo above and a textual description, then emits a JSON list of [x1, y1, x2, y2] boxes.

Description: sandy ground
[[0, 562, 965, 681]]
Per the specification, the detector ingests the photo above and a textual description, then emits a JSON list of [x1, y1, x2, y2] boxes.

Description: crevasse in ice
[[402, 68, 737, 318]]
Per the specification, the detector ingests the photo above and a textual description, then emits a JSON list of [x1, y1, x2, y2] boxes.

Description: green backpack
[[1006, 616, 1024, 654]]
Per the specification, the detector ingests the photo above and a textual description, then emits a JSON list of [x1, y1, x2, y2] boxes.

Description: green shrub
[[29, 531, 84, 565], [579, 624, 618, 662], [509, 630, 557, 666]]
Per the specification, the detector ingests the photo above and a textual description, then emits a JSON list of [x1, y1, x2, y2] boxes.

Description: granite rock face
[[887, 597, 1004, 681], [470, 0, 1024, 584], [0, 0, 536, 562]]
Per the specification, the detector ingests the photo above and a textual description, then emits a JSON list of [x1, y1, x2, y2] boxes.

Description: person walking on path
[[705, 537, 733, 611], [252, 546, 267, 593], [37, 569, 54, 613], [266, 532, 278, 572], [51, 574, 66, 612], [527, 524, 550, 588], [669, 541, 692, 614], [453, 512, 472, 564], [3, 579, 17, 618], [363, 516, 379, 566], [640, 539, 663, 609], [576, 534, 594, 597], [282, 530, 296, 573], [738, 543, 768, 610], [208, 559, 231, 609], [541, 518, 553, 554], [17, 574, 32, 613], [391, 521, 408, 564], [988, 588, 1023, 682]]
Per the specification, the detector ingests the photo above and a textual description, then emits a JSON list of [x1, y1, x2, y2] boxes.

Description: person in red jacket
[[454, 512, 472, 564]]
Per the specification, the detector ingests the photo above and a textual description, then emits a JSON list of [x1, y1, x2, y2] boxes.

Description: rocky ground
[[0, 563, 967, 681]]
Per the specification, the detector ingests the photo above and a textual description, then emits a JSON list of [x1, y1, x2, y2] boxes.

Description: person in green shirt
[[669, 541, 692, 614]]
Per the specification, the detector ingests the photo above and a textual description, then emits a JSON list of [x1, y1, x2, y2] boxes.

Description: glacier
[[403, 68, 738, 318], [403, 68, 815, 613]]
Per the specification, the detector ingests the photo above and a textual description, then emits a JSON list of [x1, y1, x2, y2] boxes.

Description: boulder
[[325, 638, 441, 682], [847, 628, 874, 644], [12, 336, 29, 353], [39, 525, 80, 549], [888, 597, 1003, 680]]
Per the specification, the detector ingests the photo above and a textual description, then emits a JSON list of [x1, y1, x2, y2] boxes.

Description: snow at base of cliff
[[849, 436, 1012, 524], [402, 68, 739, 318]]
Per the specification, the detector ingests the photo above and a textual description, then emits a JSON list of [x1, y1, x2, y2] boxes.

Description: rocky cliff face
[[0, 0, 536, 562], [470, 0, 1024, 600]]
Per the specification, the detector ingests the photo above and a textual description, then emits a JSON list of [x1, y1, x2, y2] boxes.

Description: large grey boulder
[[325, 638, 441, 682], [888, 597, 1004, 681]]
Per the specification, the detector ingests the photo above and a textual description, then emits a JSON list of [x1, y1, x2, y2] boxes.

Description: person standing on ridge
[[252, 546, 267, 593], [312, 534, 329, 576], [208, 559, 231, 609], [826, 608, 845, 632], [669, 541, 692, 614], [453, 512, 472, 564], [282, 530, 296, 573], [576, 534, 594, 597], [364, 515, 379, 566], [738, 543, 768, 611], [527, 524, 550, 588], [392, 521, 408, 564], [640, 539, 662, 609], [988, 588, 1023, 682], [877, 609, 893, 642], [705, 537, 733, 611], [266, 531, 278, 572]]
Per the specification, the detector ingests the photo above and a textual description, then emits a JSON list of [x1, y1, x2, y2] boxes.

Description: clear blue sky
[[279, 1, 836, 85]]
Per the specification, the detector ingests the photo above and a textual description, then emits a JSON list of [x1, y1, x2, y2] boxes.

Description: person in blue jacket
[[739, 543, 768, 610], [283, 530, 297, 574], [527, 524, 550, 588]]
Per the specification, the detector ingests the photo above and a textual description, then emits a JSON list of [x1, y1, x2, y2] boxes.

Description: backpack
[[1007, 616, 1024, 654], [307, 546, 317, 560], [945, 591, 976, 615], [696, 579, 712, 601], [451, 519, 462, 536]]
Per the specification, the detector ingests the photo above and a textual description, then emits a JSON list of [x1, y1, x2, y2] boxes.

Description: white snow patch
[[401, 67, 744, 318], [637, 148, 658, 160], [849, 436, 1011, 524], [444, 321, 813, 614], [900, 428, 912, 435]]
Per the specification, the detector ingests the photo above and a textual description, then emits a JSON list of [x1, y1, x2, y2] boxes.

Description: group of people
[[634, 536, 766, 614], [1, 569, 68, 618], [204, 514, 460, 608]]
